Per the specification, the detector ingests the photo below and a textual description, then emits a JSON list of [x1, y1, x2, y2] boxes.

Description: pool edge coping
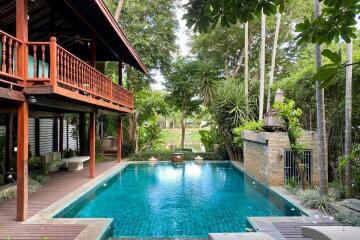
[[26, 161, 131, 240], [26, 160, 320, 239]]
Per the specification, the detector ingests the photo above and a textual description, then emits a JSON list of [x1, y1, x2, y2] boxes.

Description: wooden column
[[89, 112, 96, 178], [53, 118, 58, 151], [117, 116, 122, 163], [90, 34, 96, 68], [118, 61, 123, 86], [16, 102, 29, 221], [16, 0, 28, 222]]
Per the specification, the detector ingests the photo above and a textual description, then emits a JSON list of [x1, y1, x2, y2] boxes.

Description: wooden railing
[[26, 37, 133, 110], [0, 30, 23, 84], [27, 42, 51, 81]]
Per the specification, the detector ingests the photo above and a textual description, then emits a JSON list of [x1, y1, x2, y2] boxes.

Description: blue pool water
[[55, 162, 303, 238]]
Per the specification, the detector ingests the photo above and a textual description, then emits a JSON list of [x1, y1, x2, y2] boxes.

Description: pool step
[[208, 233, 275, 240]]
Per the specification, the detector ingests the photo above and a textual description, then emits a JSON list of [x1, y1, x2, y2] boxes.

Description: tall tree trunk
[[259, 10, 266, 120], [266, 12, 281, 112], [314, 0, 328, 195], [244, 22, 249, 112], [114, 0, 126, 21], [294, 154, 308, 190], [345, 41, 353, 198], [180, 112, 185, 149]]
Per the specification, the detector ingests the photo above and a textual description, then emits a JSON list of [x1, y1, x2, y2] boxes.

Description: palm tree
[[244, 22, 249, 112], [259, 10, 266, 120], [266, 12, 281, 112], [314, 0, 328, 195], [345, 41, 353, 198]]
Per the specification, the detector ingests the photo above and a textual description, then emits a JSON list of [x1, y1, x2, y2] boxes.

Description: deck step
[[208, 233, 275, 240]]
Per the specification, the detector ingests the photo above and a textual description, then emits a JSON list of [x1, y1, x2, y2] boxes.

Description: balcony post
[[117, 116, 122, 163], [89, 112, 96, 178], [16, 0, 29, 222], [16, 102, 29, 221], [50, 37, 57, 86], [90, 33, 96, 68]]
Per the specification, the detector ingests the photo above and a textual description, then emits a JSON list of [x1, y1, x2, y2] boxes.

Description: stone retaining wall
[[242, 130, 319, 187]]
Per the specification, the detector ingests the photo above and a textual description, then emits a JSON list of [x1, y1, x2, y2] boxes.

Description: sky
[[150, 0, 190, 91]]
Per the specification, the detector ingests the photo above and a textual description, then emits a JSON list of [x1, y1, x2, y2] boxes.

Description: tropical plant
[[233, 120, 264, 147], [274, 99, 307, 189], [164, 58, 202, 149], [199, 128, 220, 152], [212, 79, 256, 160], [298, 188, 338, 214], [183, 0, 285, 32]]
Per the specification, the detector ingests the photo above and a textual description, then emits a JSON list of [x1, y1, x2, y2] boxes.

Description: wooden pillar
[[89, 112, 96, 178], [118, 61, 123, 86], [59, 117, 63, 153], [90, 34, 96, 68], [5, 113, 14, 171], [16, 102, 29, 221], [16, 0, 28, 222], [117, 116, 122, 163]]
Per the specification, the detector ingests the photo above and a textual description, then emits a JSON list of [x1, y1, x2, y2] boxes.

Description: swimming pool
[[55, 162, 304, 238]]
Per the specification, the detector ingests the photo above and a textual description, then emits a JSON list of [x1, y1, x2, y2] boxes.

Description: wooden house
[[0, 0, 147, 221]]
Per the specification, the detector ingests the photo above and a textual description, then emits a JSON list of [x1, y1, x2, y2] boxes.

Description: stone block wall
[[242, 130, 319, 187]]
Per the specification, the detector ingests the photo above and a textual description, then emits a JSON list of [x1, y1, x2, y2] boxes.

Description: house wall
[[242, 130, 319, 187]]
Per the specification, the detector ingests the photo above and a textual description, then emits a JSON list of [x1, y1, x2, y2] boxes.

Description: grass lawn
[[161, 128, 202, 145]]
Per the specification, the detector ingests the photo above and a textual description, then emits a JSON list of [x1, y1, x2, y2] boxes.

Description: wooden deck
[[249, 216, 340, 240], [0, 161, 118, 240]]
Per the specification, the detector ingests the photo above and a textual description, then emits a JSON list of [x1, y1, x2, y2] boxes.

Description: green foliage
[[274, 100, 304, 155], [183, 0, 285, 32], [298, 189, 338, 214], [199, 128, 220, 152], [138, 122, 164, 152], [296, 0, 359, 45], [233, 120, 264, 147], [335, 211, 360, 226], [339, 144, 360, 194], [164, 58, 202, 118], [287, 177, 299, 189], [129, 149, 224, 161]]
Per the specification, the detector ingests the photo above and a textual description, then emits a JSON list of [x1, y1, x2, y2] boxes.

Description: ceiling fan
[[61, 34, 92, 46]]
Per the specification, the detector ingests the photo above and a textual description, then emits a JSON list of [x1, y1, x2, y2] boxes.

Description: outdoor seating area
[[62, 156, 90, 171]]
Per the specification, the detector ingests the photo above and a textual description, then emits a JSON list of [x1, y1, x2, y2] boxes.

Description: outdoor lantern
[[263, 88, 284, 131], [27, 96, 38, 103]]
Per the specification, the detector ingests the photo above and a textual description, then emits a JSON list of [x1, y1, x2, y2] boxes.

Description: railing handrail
[[0, 30, 23, 43]]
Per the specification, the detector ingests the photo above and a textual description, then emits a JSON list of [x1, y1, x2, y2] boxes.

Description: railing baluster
[[41, 45, 45, 78], [2, 35, 7, 72], [33, 45, 37, 78], [13, 42, 18, 76], [8, 38, 13, 74]]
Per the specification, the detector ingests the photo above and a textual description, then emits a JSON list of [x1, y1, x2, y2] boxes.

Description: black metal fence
[[284, 150, 312, 184]]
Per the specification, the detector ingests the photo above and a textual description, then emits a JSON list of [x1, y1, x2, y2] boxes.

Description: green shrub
[[233, 120, 263, 147], [129, 149, 225, 161], [298, 189, 338, 214], [199, 128, 220, 152], [122, 143, 135, 158], [335, 211, 360, 226], [329, 181, 345, 200]]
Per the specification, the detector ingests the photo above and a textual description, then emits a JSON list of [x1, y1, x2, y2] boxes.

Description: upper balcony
[[0, 30, 134, 113]]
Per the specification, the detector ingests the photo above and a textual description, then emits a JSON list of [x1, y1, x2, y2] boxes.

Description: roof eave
[[95, 0, 148, 74]]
